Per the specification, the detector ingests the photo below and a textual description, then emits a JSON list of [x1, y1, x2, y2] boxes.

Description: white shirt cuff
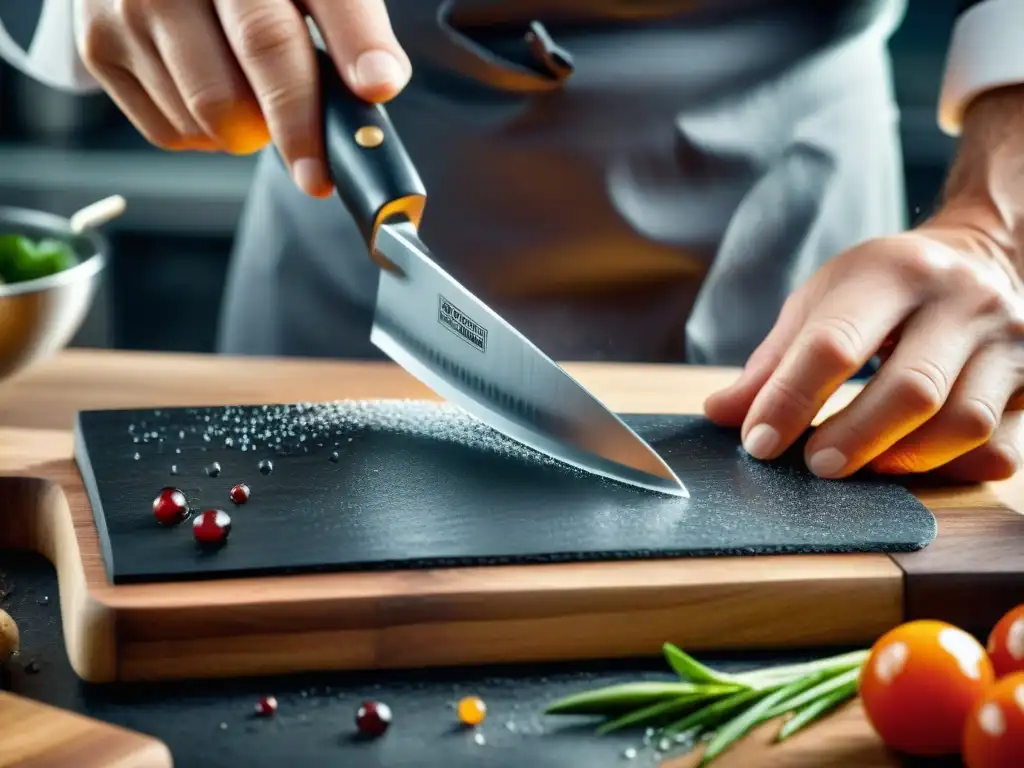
[[0, 0, 100, 93], [939, 0, 1024, 136]]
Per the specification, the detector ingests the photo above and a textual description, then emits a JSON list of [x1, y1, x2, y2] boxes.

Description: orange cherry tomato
[[987, 605, 1024, 679], [962, 671, 1024, 768], [859, 619, 995, 755]]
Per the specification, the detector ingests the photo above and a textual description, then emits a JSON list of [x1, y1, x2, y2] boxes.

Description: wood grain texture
[[0, 350, 1019, 685], [0, 691, 172, 767], [665, 701, 902, 768]]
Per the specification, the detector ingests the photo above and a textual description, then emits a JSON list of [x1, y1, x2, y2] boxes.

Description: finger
[[92, 65, 206, 150], [215, 0, 333, 197], [77, 6, 210, 151], [306, 0, 411, 103], [802, 305, 980, 477], [704, 290, 809, 427], [740, 271, 917, 462], [869, 346, 1021, 475], [148, 1, 269, 155], [930, 411, 1024, 483]]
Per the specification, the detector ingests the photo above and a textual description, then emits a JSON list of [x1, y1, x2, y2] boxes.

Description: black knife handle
[[317, 48, 426, 260]]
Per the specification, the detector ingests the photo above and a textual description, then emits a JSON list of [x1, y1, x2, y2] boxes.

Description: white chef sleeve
[[939, 0, 1024, 136], [0, 0, 100, 93]]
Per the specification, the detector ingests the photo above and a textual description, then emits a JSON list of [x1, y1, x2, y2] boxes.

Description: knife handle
[[317, 48, 427, 261]]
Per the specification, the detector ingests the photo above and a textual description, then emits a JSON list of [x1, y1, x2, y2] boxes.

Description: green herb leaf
[[659, 687, 771, 739], [663, 643, 744, 687], [761, 666, 862, 721], [595, 685, 739, 735], [697, 671, 833, 765], [544, 681, 715, 716], [733, 650, 868, 688], [776, 678, 859, 742]]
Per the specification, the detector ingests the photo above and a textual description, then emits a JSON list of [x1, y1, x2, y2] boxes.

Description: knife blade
[[316, 49, 688, 498]]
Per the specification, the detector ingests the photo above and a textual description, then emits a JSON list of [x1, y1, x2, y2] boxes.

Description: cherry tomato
[[962, 671, 1024, 768], [987, 605, 1024, 679], [859, 619, 995, 755]]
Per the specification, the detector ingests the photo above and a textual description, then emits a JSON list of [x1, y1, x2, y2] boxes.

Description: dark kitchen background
[[0, 1, 959, 353]]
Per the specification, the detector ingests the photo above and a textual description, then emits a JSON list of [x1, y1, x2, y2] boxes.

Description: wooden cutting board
[[0, 691, 172, 767], [0, 351, 1021, 687]]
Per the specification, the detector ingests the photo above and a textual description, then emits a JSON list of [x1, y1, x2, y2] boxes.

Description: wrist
[[937, 84, 1024, 270]]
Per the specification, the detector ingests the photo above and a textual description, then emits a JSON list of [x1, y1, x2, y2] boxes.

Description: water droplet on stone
[[258, 459, 273, 475], [473, 733, 486, 746], [329, 451, 340, 462], [205, 462, 221, 478], [133, 452, 140, 461], [170, 465, 179, 475], [219, 722, 228, 730], [622, 747, 637, 760], [24, 660, 40, 674], [36, 596, 49, 606]]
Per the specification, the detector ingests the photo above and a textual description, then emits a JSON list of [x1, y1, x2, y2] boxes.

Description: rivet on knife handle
[[317, 48, 426, 271]]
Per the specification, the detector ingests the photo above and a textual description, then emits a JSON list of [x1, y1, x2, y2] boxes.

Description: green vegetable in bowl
[[0, 233, 78, 285]]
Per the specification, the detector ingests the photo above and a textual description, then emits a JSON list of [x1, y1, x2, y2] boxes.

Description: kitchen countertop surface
[[0, 349, 1017, 767]]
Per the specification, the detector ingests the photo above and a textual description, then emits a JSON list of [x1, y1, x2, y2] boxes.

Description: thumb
[[306, 0, 411, 103]]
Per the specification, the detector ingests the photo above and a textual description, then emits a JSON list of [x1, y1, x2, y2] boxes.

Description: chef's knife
[[316, 50, 688, 498]]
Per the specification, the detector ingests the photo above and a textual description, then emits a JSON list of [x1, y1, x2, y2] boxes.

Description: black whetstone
[[72, 401, 937, 585]]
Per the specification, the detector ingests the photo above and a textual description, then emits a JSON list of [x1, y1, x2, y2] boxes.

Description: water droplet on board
[[170, 465, 179, 475], [133, 452, 140, 461], [36, 596, 49, 606], [473, 733, 486, 746], [258, 459, 273, 476], [622, 747, 637, 760], [329, 451, 340, 463], [205, 462, 221, 478]]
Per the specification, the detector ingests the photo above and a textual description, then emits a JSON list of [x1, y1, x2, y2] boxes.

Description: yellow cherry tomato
[[457, 695, 487, 726]]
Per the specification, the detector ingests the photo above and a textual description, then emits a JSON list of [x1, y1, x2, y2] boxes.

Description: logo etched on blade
[[438, 295, 488, 353]]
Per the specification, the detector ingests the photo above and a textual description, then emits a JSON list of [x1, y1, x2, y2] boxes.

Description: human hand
[[704, 209, 1024, 483], [76, 0, 411, 197]]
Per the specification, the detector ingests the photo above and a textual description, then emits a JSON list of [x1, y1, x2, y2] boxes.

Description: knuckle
[[803, 317, 863, 371], [235, 5, 299, 63], [893, 242, 941, 284], [766, 375, 818, 415], [892, 360, 948, 413], [78, 11, 122, 69], [953, 397, 1000, 443], [184, 83, 238, 126]]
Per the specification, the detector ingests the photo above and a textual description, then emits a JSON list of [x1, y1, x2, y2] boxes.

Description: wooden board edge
[[1, 472, 909, 682], [0, 691, 173, 767], [889, 505, 1024, 636]]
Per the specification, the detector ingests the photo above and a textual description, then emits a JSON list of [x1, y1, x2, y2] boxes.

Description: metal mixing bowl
[[0, 205, 106, 383]]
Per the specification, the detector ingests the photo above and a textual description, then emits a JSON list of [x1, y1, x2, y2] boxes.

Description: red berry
[[355, 701, 391, 737], [229, 483, 250, 504], [152, 487, 188, 526], [254, 696, 277, 717], [192, 509, 231, 547]]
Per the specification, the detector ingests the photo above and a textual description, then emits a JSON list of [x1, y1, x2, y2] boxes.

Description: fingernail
[[744, 424, 780, 460], [350, 50, 406, 95], [291, 158, 332, 198], [807, 447, 847, 477]]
